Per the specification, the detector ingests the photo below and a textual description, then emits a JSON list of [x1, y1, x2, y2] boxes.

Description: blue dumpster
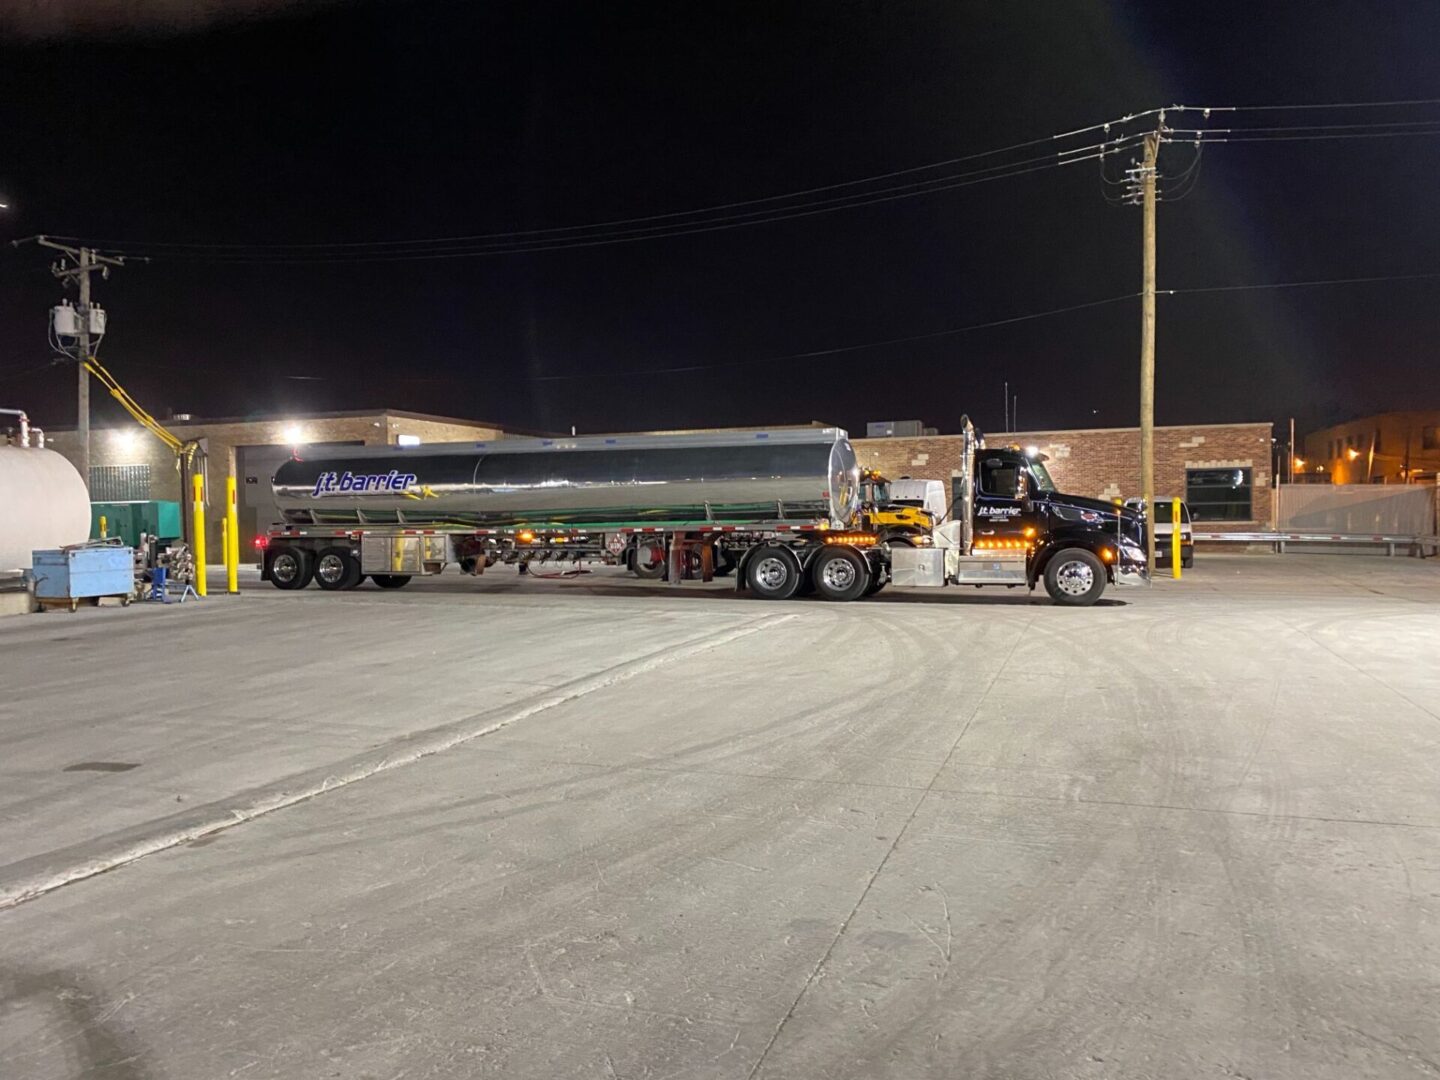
[[32, 545, 135, 611]]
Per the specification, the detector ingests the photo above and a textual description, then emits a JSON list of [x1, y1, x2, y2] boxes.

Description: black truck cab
[[968, 445, 1148, 598]]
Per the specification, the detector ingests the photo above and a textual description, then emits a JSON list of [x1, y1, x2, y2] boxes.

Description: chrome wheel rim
[[317, 553, 347, 585], [755, 556, 789, 591], [820, 556, 856, 591], [272, 553, 300, 584], [1055, 559, 1095, 596]]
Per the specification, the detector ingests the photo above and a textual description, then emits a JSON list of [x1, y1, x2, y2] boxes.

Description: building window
[[90, 463, 152, 502], [1185, 467, 1253, 522], [1424, 426, 1438, 451]]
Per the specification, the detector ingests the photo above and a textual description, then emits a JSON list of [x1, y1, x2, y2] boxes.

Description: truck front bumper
[[1113, 543, 1149, 587]]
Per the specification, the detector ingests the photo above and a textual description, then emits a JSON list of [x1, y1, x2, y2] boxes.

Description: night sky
[[2, 1, 1438, 439]]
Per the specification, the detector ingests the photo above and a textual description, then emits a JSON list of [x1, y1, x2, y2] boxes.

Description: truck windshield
[[1027, 460, 1058, 493]]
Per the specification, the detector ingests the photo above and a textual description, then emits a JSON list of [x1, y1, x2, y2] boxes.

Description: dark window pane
[[1185, 467, 1253, 522]]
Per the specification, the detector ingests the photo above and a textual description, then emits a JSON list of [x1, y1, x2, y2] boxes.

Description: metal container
[[32, 544, 135, 606], [272, 429, 862, 528], [0, 445, 92, 572]]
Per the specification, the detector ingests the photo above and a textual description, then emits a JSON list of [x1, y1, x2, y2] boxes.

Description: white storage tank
[[0, 445, 92, 572]]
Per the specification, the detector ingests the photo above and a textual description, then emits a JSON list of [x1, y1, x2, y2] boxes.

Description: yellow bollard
[[225, 475, 240, 594], [98, 514, 108, 539], [192, 473, 208, 597], [1172, 497, 1182, 579]]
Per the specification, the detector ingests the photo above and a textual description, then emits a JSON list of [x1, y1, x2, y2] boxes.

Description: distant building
[[1302, 411, 1440, 484]]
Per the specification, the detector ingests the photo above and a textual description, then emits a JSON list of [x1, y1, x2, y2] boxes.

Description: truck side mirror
[[1016, 470, 1031, 509]]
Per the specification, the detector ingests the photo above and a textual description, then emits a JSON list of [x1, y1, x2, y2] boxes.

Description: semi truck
[[259, 419, 1147, 605]]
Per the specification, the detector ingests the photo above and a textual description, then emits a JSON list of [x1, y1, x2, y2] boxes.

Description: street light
[[1293, 457, 1305, 471], [1346, 448, 1360, 460]]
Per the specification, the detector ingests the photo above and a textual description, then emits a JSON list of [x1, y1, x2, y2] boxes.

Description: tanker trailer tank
[[271, 428, 862, 529]]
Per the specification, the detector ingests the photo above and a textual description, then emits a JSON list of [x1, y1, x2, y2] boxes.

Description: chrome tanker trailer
[[260, 423, 1144, 604]]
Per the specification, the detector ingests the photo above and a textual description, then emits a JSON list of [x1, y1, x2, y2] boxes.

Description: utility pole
[[1138, 129, 1159, 576], [28, 237, 126, 493], [76, 248, 92, 488]]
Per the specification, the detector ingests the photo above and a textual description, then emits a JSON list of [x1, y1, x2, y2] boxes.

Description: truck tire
[[267, 547, 313, 590], [630, 539, 666, 579], [745, 545, 802, 600], [314, 547, 362, 591], [371, 574, 411, 589], [811, 545, 871, 602], [1043, 548, 1106, 606]]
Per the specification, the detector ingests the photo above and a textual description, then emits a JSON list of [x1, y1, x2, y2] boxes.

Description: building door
[[237, 442, 362, 562]]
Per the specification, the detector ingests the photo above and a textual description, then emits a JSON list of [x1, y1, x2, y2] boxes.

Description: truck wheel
[[371, 574, 411, 589], [314, 547, 361, 591], [745, 546, 801, 600], [1043, 548, 1106, 606], [631, 540, 666, 579], [1182, 553, 1194, 569], [267, 547, 313, 590], [811, 545, 871, 602]]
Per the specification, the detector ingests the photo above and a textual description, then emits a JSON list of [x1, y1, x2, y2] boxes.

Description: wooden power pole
[[32, 237, 126, 494], [1138, 129, 1159, 576]]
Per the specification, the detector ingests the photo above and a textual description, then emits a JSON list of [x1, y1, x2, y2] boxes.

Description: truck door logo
[[310, 470, 418, 496], [978, 505, 1021, 519]]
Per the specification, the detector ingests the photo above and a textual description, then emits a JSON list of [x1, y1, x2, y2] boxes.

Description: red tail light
[[253, 535, 269, 550]]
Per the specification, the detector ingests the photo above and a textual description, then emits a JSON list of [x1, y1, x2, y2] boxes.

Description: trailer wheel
[[811, 545, 871, 602], [314, 547, 362, 591], [745, 545, 802, 600], [371, 574, 411, 589], [267, 547, 313, 590], [630, 539, 666, 579], [1043, 547, 1106, 606]]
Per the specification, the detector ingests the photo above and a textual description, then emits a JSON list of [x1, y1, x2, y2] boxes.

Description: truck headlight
[[1119, 543, 1145, 563]]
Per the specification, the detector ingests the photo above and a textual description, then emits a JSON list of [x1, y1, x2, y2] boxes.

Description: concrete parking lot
[[2, 554, 1438, 1079]]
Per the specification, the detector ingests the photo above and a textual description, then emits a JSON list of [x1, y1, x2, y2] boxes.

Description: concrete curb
[[0, 613, 793, 910]]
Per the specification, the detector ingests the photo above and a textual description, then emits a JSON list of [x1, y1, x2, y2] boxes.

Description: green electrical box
[[90, 501, 183, 547]]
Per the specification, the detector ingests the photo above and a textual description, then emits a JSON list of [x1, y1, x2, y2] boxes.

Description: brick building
[[853, 422, 1274, 528], [1302, 410, 1440, 485], [46, 409, 511, 557]]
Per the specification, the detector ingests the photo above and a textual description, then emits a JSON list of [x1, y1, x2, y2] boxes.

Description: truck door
[[974, 456, 1040, 543]]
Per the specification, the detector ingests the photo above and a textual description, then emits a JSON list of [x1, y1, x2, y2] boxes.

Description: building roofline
[[854, 421, 1273, 442], [41, 408, 553, 438]]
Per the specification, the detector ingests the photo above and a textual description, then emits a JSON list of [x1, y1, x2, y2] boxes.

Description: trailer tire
[[314, 547, 362, 591], [745, 545, 802, 600], [811, 545, 871, 602], [1043, 547, 1106, 606], [630, 539, 666, 579], [267, 547, 313, 590], [372, 574, 411, 589]]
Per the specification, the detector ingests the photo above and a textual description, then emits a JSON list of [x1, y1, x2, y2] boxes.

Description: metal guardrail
[[1193, 531, 1440, 556]]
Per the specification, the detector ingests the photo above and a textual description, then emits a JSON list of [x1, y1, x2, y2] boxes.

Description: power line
[[1225, 96, 1440, 112], [531, 292, 1142, 381], [65, 151, 1123, 264], [47, 130, 1128, 254], [1165, 271, 1440, 295]]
